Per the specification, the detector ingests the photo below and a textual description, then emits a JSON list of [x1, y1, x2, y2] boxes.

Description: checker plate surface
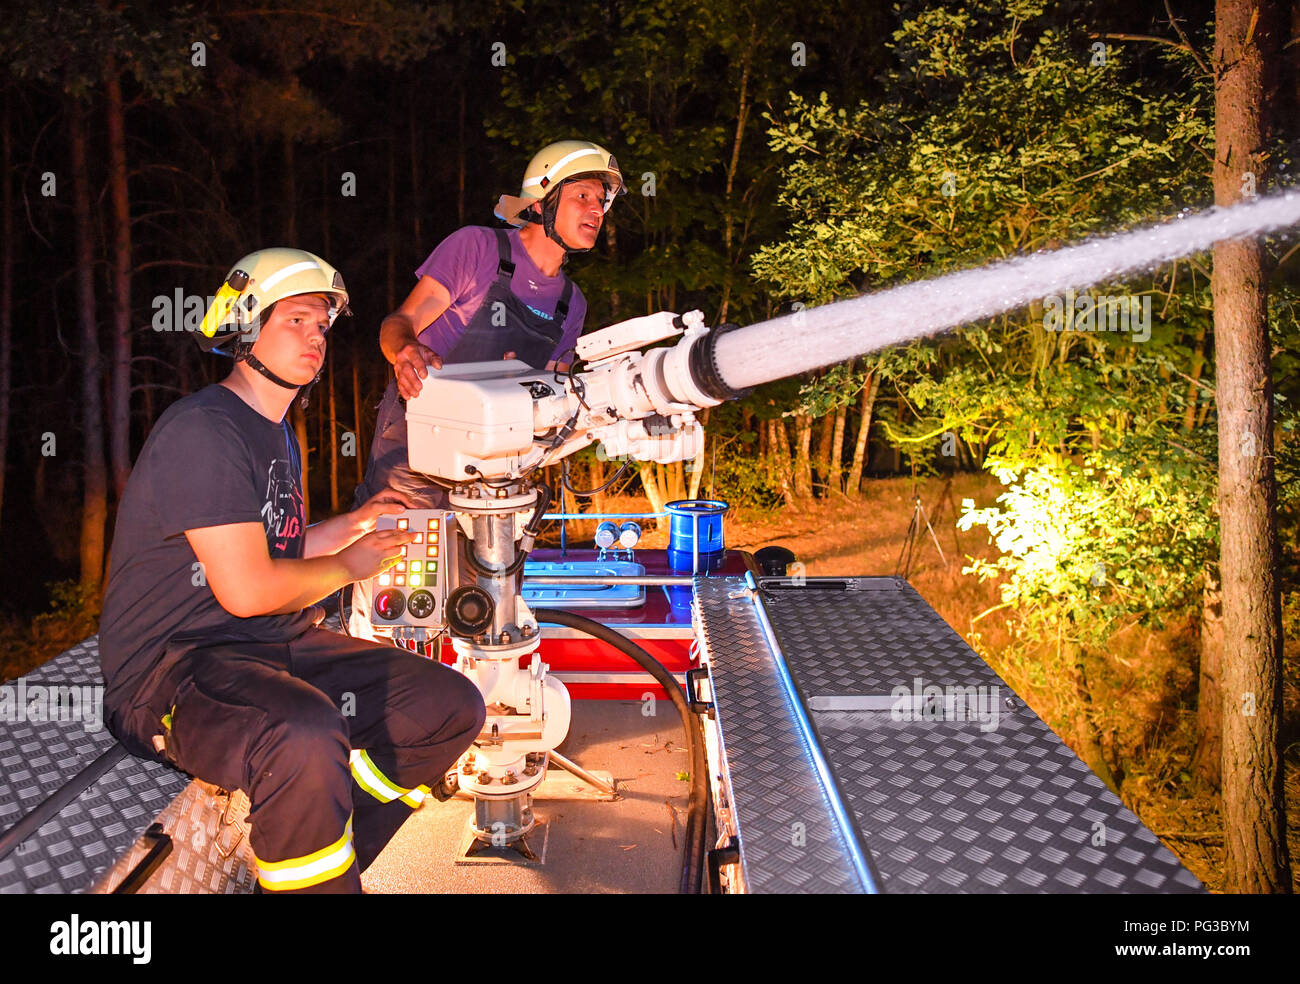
[[693, 578, 871, 893], [93, 783, 257, 894], [0, 640, 190, 893], [697, 576, 1203, 894]]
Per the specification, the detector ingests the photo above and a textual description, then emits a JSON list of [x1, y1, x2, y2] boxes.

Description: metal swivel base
[[456, 793, 548, 865]]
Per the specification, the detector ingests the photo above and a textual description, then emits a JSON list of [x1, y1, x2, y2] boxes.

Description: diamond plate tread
[[93, 782, 257, 894], [759, 577, 1202, 894], [694, 577, 869, 894], [0, 747, 189, 893], [1, 640, 119, 835], [1, 637, 192, 893]]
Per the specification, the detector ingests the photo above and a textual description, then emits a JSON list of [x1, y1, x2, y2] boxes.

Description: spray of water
[[715, 191, 1300, 391]]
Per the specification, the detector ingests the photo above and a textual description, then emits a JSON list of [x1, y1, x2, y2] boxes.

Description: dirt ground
[[597, 472, 1300, 894]]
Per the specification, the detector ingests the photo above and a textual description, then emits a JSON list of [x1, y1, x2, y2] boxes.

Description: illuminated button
[[378, 574, 391, 586], [397, 518, 408, 531], [409, 575, 422, 587], [401, 545, 408, 556], [413, 532, 424, 544], [427, 546, 438, 558], [427, 562, 437, 573], [395, 574, 406, 586], [410, 561, 422, 573], [428, 518, 439, 530], [396, 561, 406, 572]]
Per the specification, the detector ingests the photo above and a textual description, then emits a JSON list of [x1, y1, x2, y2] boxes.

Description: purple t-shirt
[[414, 226, 587, 364]]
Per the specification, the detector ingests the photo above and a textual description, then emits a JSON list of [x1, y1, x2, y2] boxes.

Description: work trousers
[[125, 627, 485, 893]]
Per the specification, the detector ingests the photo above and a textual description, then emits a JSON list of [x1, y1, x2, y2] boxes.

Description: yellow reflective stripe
[[399, 784, 432, 809], [349, 748, 407, 803], [255, 819, 355, 892]]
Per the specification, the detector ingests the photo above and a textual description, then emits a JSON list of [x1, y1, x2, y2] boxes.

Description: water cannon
[[405, 310, 744, 483]]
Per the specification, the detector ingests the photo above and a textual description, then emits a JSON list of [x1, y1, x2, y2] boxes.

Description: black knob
[[754, 545, 797, 576], [447, 585, 494, 636], [407, 589, 436, 620]]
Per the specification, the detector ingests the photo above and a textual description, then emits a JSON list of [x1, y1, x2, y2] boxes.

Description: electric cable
[[561, 456, 632, 497]]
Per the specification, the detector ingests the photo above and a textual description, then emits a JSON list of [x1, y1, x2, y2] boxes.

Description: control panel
[[369, 510, 454, 629]]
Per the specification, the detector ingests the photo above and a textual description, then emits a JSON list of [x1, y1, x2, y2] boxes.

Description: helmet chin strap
[[235, 341, 321, 408], [527, 185, 593, 255]]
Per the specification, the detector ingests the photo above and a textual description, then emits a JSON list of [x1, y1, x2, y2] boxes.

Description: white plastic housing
[[406, 360, 554, 480]]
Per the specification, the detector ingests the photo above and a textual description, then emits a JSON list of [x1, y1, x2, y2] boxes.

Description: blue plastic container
[[665, 499, 729, 572]]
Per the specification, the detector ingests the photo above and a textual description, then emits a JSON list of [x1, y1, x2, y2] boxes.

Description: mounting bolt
[[500, 630, 512, 644], [462, 761, 475, 775], [503, 771, 519, 785], [496, 488, 508, 499], [477, 771, 492, 785], [523, 763, 538, 777], [521, 624, 534, 638]]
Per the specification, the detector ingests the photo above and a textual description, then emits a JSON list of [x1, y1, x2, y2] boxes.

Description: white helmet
[[198, 247, 350, 353], [494, 139, 626, 251]]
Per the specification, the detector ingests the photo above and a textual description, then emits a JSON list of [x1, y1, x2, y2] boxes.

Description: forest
[[0, 0, 1296, 893]]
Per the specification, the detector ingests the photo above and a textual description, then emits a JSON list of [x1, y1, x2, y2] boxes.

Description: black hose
[[532, 607, 708, 894], [459, 482, 553, 580]]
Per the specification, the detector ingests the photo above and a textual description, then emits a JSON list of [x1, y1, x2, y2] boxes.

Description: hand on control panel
[[341, 527, 416, 582]]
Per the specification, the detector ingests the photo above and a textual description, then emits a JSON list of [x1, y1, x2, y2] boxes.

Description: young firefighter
[[350, 140, 626, 636], [98, 249, 486, 893]]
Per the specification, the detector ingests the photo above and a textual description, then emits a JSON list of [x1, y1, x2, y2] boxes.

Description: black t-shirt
[[99, 384, 318, 713]]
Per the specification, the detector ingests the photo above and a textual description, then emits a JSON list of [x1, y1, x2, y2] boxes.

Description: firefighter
[[98, 248, 486, 893], [350, 140, 626, 636]]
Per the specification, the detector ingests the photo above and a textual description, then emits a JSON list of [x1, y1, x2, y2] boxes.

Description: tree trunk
[[816, 412, 834, 491], [71, 103, 108, 590], [829, 405, 847, 495], [387, 136, 396, 312], [1212, 0, 1290, 893], [769, 418, 795, 506], [668, 460, 686, 503], [105, 63, 132, 500], [282, 135, 296, 243], [328, 344, 338, 513], [1192, 571, 1225, 789], [604, 219, 621, 323], [846, 370, 878, 500], [717, 17, 756, 324], [352, 332, 364, 487], [408, 95, 421, 245], [588, 454, 606, 516], [892, 395, 903, 473], [1067, 639, 1120, 795], [457, 85, 466, 228], [0, 93, 12, 528], [638, 462, 667, 529], [688, 408, 708, 500], [293, 402, 310, 525], [1184, 323, 1209, 432], [793, 414, 812, 499]]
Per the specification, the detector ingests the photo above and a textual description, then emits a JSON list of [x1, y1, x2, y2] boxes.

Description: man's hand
[[351, 489, 422, 536], [381, 276, 454, 398], [339, 528, 418, 582], [394, 340, 441, 400]]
